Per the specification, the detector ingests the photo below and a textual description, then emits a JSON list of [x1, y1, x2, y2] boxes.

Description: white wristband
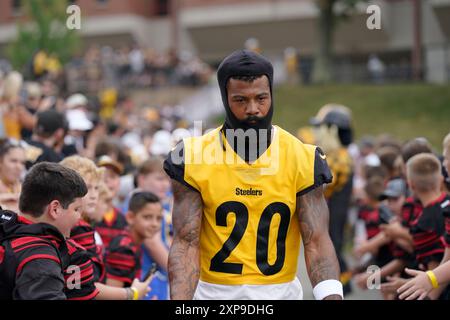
[[313, 279, 344, 300]]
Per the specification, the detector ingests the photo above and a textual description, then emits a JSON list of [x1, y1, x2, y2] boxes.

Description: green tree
[[7, 0, 80, 72], [312, 0, 368, 84]]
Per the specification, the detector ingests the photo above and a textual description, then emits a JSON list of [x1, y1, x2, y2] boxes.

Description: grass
[[272, 84, 450, 151]]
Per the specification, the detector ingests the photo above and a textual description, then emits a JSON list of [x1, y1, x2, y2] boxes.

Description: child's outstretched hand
[[131, 275, 153, 300], [397, 268, 431, 300]]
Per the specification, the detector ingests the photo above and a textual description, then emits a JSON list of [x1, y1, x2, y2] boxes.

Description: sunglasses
[[2, 138, 27, 149]]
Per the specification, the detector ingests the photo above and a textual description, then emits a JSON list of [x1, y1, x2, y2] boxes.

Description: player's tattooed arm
[[168, 180, 203, 300], [297, 186, 342, 300]]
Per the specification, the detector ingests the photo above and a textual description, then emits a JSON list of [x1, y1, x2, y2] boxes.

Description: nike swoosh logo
[[319, 154, 327, 160]]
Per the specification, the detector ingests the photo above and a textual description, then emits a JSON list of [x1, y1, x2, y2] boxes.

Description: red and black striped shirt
[[410, 193, 448, 267], [70, 220, 106, 283], [95, 207, 127, 249], [358, 204, 395, 266], [392, 197, 423, 260], [358, 205, 381, 239], [402, 197, 424, 228], [0, 210, 68, 300], [104, 232, 141, 286], [64, 239, 99, 300]]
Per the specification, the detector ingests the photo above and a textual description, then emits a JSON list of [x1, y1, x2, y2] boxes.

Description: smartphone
[[379, 204, 394, 224], [142, 263, 157, 281]]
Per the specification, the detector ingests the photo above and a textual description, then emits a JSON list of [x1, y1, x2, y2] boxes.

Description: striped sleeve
[[11, 237, 61, 276], [14, 259, 66, 300], [12, 240, 66, 300], [64, 240, 99, 300], [70, 224, 96, 252]]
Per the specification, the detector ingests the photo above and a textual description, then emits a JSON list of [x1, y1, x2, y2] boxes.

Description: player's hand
[[131, 276, 153, 300], [397, 268, 432, 300]]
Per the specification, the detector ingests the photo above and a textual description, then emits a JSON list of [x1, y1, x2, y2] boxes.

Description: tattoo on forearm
[[309, 256, 339, 285], [169, 180, 203, 300], [297, 187, 328, 246], [297, 187, 341, 289], [299, 214, 314, 246]]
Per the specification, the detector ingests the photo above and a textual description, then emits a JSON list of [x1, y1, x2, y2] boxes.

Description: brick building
[[0, 0, 449, 82]]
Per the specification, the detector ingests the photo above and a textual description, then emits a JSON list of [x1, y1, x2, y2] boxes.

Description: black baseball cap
[[35, 110, 68, 136], [310, 109, 352, 129], [379, 179, 407, 200]]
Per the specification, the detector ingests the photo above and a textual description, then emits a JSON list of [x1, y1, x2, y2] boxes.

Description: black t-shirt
[[25, 139, 64, 169]]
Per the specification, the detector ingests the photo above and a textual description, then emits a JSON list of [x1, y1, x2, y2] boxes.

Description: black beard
[[240, 115, 265, 128]]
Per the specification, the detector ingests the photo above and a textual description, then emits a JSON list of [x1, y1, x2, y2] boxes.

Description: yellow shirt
[[323, 147, 352, 199], [2, 108, 21, 140], [165, 125, 332, 285]]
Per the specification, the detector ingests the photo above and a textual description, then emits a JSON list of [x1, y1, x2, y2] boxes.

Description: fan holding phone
[[104, 192, 163, 299]]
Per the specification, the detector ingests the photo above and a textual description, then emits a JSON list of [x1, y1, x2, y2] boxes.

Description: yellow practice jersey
[[164, 125, 332, 285]]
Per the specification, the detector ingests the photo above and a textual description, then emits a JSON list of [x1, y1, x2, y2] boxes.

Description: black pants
[[328, 177, 353, 274]]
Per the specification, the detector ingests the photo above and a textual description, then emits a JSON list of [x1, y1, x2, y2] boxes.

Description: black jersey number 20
[[209, 201, 290, 275]]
